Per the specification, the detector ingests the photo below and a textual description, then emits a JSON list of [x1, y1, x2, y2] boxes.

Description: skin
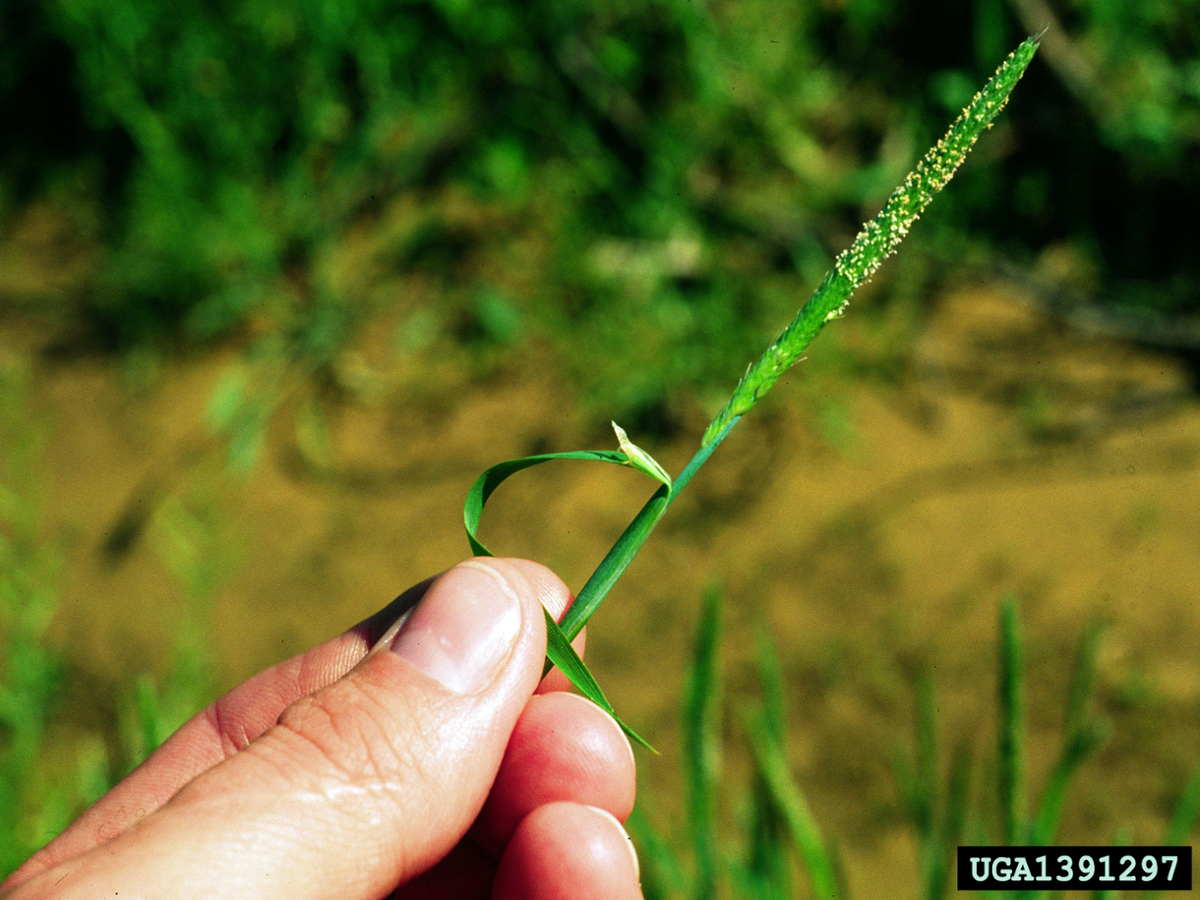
[[1, 558, 642, 900]]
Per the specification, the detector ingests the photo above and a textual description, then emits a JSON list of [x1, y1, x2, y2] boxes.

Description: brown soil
[[4, 275, 1200, 896]]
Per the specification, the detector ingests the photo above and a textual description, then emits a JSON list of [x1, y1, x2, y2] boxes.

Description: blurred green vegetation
[[0, 361, 218, 868], [3, 0, 1197, 881], [632, 589, 1200, 900], [0, 363, 78, 870], [2, 0, 1197, 432]]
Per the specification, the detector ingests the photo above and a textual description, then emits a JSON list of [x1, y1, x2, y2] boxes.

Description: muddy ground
[[4, 274, 1200, 896]]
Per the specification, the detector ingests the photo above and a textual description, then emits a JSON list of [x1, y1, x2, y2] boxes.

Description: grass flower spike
[[704, 35, 1041, 446], [467, 36, 1040, 743]]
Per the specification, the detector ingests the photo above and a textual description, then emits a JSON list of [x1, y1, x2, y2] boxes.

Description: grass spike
[[703, 35, 1040, 447]]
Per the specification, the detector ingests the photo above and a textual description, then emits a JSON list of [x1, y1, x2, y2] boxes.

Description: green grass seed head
[[703, 36, 1040, 448]]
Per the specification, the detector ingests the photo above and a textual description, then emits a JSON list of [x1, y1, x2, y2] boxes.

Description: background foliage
[[3, 0, 1197, 425], [3, 0, 1198, 886]]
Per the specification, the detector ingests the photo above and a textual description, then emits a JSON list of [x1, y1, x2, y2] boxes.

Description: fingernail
[[586, 805, 640, 882], [381, 560, 523, 694]]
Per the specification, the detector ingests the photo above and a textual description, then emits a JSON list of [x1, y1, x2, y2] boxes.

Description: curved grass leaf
[[464, 446, 658, 750], [464, 449, 627, 557]]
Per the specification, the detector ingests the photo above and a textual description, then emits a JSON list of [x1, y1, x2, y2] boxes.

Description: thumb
[[10, 559, 546, 900]]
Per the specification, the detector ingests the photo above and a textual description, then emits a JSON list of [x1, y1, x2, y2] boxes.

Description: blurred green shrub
[[1, 0, 1196, 421]]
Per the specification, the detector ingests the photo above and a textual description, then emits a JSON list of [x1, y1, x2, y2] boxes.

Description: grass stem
[[560, 36, 1040, 646]]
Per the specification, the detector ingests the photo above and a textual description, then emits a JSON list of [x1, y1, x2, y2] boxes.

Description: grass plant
[[466, 36, 1041, 737], [633, 589, 1200, 900]]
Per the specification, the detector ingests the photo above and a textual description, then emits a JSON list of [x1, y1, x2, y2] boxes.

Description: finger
[[522, 572, 585, 696], [472, 692, 636, 856], [492, 802, 643, 900], [389, 686, 636, 899], [3, 580, 437, 883], [391, 842, 495, 900], [5, 559, 552, 900]]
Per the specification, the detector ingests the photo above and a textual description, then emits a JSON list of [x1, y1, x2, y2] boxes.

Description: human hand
[[1, 558, 641, 900]]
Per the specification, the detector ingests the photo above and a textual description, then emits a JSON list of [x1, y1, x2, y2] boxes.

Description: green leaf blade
[[462, 445, 669, 748], [464, 450, 626, 558], [543, 608, 656, 752]]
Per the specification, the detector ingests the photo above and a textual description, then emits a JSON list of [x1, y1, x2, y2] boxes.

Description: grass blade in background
[[1028, 621, 1110, 847], [891, 670, 974, 900], [745, 698, 841, 900], [997, 596, 1025, 847], [683, 586, 723, 899], [1162, 765, 1200, 849], [1143, 765, 1200, 900], [937, 743, 974, 900], [743, 612, 842, 899], [740, 631, 795, 899]]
